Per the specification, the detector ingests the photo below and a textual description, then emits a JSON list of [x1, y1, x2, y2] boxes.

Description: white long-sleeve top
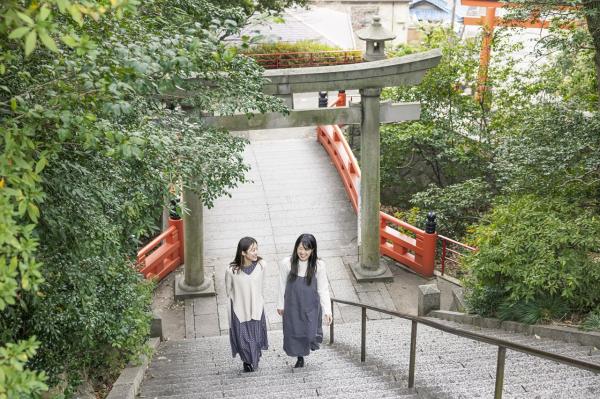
[[277, 257, 332, 316], [225, 260, 266, 323]]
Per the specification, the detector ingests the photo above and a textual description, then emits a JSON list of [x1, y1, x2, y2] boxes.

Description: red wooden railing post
[[169, 217, 184, 264], [336, 90, 346, 107], [380, 214, 387, 248]]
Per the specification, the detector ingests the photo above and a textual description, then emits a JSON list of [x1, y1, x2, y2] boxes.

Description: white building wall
[[311, 1, 412, 48]]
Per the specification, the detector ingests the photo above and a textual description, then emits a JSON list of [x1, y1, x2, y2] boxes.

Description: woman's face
[[296, 243, 312, 262], [242, 242, 258, 263]]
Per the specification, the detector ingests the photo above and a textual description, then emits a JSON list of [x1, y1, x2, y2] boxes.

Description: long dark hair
[[230, 236, 261, 274], [289, 233, 318, 285]]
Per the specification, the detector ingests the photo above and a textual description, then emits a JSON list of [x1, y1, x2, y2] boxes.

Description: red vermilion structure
[[137, 218, 184, 280]]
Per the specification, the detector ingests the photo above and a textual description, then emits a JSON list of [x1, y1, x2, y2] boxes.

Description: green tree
[[379, 27, 514, 235], [505, 0, 600, 107], [1, 0, 289, 396]]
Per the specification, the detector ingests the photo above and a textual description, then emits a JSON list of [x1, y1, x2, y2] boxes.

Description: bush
[[27, 256, 153, 393], [497, 296, 569, 324], [242, 40, 340, 54], [581, 308, 600, 331], [410, 178, 492, 239], [463, 194, 600, 318]]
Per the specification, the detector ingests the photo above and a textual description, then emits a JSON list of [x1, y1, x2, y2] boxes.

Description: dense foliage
[[1, 0, 289, 397], [464, 195, 600, 318], [382, 22, 600, 325]]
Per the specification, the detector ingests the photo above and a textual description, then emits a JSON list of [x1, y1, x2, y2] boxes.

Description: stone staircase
[[138, 318, 600, 398]]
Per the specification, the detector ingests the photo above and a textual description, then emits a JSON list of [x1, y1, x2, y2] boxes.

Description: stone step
[[142, 379, 402, 399], [141, 366, 385, 389], [317, 388, 418, 399], [145, 357, 376, 376], [139, 318, 600, 399], [140, 374, 396, 397]]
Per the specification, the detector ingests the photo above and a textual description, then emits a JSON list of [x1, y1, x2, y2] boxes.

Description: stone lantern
[[357, 16, 396, 62]]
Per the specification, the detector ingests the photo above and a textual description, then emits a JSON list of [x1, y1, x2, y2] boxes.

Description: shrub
[[242, 40, 340, 54], [497, 296, 570, 324], [463, 194, 600, 318], [410, 178, 492, 239], [581, 308, 600, 331]]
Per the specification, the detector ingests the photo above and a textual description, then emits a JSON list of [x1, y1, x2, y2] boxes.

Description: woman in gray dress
[[225, 237, 268, 372], [277, 233, 332, 368]]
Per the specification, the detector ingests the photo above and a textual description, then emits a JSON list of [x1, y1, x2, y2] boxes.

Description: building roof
[[230, 6, 355, 49], [410, 0, 466, 24]]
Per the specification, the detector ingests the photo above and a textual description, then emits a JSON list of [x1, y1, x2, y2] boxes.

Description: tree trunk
[[584, 1, 600, 108]]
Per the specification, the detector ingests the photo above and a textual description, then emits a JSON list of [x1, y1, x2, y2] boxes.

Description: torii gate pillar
[[352, 87, 393, 281], [352, 16, 397, 281], [174, 188, 216, 300]]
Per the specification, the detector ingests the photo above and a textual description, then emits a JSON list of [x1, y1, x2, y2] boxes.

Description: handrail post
[[494, 346, 506, 399], [408, 320, 417, 388], [441, 239, 447, 275], [330, 299, 335, 344], [361, 307, 366, 362]]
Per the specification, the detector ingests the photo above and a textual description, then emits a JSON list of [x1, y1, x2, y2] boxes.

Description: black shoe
[[243, 362, 254, 372], [293, 356, 304, 368]]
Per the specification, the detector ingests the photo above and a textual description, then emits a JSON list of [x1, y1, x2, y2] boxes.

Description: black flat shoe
[[293, 356, 304, 368], [243, 362, 254, 372]]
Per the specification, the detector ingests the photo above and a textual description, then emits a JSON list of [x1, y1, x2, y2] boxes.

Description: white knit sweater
[[225, 260, 266, 323], [277, 257, 332, 316]]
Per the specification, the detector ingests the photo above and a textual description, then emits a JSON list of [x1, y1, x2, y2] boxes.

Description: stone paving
[[183, 125, 455, 339]]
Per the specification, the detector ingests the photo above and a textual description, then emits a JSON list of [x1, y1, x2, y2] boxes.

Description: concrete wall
[[312, 1, 411, 47]]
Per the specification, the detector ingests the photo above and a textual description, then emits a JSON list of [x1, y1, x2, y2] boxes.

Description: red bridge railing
[[245, 50, 363, 69], [137, 218, 184, 280], [317, 124, 360, 212], [317, 123, 437, 276], [317, 95, 475, 277], [380, 212, 438, 277]]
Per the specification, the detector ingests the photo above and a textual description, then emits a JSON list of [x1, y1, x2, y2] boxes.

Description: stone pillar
[[174, 187, 215, 299], [350, 88, 393, 282], [418, 284, 441, 316]]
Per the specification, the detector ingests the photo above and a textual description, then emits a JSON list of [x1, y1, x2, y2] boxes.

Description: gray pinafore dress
[[282, 274, 323, 356], [229, 262, 268, 368]]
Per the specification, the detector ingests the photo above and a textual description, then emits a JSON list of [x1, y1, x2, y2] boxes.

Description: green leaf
[[39, 29, 59, 53], [57, 0, 71, 13], [69, 5, 83, 26], [18, 200, 27, 216], [25, 31, 37, 56], [35, 157, 48, 174], [9, 27, 31, 40], [27, 203, 39, 223], [0, 64, 5, 74], [17, 12, 35, 26], [10, 98, 17, 111], [38, 6, 51, 22], [61, 35, 78, 47]]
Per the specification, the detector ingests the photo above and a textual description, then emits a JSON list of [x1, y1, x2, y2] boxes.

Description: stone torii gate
[[174, 35, 441, 299]]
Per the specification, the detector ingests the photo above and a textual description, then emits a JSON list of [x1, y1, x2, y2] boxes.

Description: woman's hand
[[277, 309, 284, 316], [323, 314, 332, 325]]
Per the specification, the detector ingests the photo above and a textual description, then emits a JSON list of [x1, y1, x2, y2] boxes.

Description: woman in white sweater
[[225, 237, 268, 372], [277, 233, 332, 368]]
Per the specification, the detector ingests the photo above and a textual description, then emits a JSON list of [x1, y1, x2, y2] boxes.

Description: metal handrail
[[438, 234, 477, 275], [329, 298, 600, 398]]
